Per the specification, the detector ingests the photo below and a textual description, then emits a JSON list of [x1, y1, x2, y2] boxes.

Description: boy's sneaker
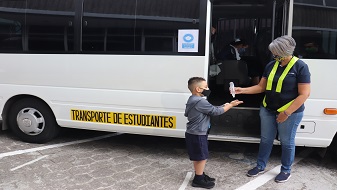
[[247, 167, 265, 177], [204, 173, 215, 182], [275, 172, 291, 183], [192, 178, 215, 189]]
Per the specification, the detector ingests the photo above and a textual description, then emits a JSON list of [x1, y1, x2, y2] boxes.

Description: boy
[[185, 77, 243, 189]]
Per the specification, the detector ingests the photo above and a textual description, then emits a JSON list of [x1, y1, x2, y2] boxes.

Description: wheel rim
[[16, 107, 45, 136]]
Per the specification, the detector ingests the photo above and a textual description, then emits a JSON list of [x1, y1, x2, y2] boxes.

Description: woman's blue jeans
[[256, 106, 303, 173]]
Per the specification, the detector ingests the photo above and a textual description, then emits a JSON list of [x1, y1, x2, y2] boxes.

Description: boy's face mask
[[273, 55, 285, 62], [200, 88, 211, 97]]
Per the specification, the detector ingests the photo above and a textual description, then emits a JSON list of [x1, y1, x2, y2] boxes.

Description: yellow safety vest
[[263, 56, 299, 112]]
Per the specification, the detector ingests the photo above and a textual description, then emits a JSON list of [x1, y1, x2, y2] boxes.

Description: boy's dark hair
[[188, 77, 205, 92]]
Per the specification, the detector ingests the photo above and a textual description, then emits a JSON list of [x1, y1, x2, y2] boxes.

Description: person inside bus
[[209, 26, 222, 78], [301, 42, 325, 59], [185, 77, 243, 189], [216, 39, 260, 85], [232, 36, 311, 183], [216, 38, 246, 61], [210, 26, 217, 65]]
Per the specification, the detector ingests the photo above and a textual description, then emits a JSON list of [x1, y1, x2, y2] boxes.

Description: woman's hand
[[276, 112, 288, 123], [232, 87, 244, 95], [229, 78, 267, 95]]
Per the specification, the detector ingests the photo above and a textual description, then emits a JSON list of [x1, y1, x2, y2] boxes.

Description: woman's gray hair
[[268, 35, 296, 57]]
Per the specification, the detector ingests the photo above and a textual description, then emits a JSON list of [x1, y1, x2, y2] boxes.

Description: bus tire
[[8, 98, 59, 143], [329, 134, 337, 162]]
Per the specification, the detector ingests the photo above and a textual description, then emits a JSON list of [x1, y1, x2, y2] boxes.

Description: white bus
[[0, 0, 337, 159]]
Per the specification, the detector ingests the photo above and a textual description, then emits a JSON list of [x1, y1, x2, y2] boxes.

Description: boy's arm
[[196, 99, 243, 116]]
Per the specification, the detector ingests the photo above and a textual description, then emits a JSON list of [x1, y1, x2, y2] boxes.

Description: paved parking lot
[[0, 128, 336, 190]]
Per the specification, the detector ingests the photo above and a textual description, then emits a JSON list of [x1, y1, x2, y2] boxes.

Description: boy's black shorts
[[185, 132, 209, 161]]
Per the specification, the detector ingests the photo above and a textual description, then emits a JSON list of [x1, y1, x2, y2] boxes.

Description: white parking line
[[0, 133, 122, 159], [10, 155, 49, 171], [235, 148, 313, 190], [179, 172, 193, 190]]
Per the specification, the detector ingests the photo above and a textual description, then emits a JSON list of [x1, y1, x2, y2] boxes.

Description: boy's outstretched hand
[[223, 99, 243, 112], [229, 99, 243, 107]]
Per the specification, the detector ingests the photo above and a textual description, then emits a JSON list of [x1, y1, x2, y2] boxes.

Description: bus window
[[295, 0, 337, 6], [326, 0, 337, 7], [82, 0, 203, 55], [144, 36, 174, 52], [26, 0, 75, 52], [0, 1, 25, 52], [107, 28, 138, 52], [135, 0, 200, 54], [292, 1, 337, 59], [82, 0, 136, 53]]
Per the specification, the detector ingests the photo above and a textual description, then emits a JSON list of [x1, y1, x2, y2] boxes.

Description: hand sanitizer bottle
[[229, 82, 235, 98]]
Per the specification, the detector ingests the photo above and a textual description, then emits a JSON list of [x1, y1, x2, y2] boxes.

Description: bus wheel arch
[[5, 95, 59, 143]]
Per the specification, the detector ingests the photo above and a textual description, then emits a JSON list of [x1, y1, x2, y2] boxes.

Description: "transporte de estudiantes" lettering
[[71, 109, 176, 129]]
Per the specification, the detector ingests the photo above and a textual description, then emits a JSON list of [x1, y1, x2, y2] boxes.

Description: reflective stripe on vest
[[263, 56, 299, 112]]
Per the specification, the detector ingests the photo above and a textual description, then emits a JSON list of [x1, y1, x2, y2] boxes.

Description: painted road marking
[[179, 172, 193, 190], [0, 133, 122, 159], [235, 148, 313, 190], [10, 155, 49, 171]]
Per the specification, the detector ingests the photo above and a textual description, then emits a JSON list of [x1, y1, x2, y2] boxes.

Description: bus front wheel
[[8, 98, 59, 143]]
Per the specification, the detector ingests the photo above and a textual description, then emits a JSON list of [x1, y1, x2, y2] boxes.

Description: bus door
[[208, 0, 289, 140]]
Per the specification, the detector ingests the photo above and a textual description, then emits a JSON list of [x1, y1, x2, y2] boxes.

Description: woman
[[234, 35, 311, 183]]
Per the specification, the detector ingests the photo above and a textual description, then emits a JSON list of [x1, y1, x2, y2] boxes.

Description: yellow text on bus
[[71, 109, 176, 129]]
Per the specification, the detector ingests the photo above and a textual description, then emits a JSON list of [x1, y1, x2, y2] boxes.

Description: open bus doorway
[[208, 0, 289, 138]]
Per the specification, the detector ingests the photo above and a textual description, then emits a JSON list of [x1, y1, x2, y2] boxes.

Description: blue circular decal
[[183, 34, 194, 42]]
